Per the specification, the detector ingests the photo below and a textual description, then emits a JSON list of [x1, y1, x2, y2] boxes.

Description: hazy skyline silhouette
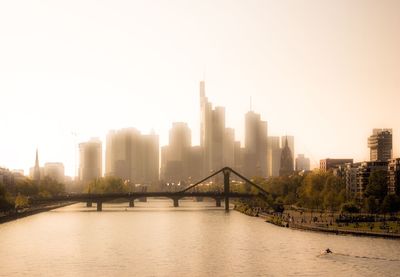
[[1, 0, 399, 176]]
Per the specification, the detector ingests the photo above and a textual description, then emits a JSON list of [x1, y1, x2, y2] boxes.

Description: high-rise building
[[279, 137, 294, 176], [388, 158, 400, 195], [142, 132, 159, 184], [244, 111, 268, 178], [161, 123, 191, 183], [267, 136, 281, 177], [223, 128, 235, 168], [295, 154, 310, 171], [79, 138, 102, 184], [106, 128, 159, 184], [200, 81, 225, 176], [281, 136, 294, 168], [368, 129, 392, 161], [44, 162, 65, 183]]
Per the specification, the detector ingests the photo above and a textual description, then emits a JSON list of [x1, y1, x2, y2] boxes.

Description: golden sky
[[1, 0, 399, 176]]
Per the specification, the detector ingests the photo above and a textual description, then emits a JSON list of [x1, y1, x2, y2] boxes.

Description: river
[[0, 199, 399, 276]]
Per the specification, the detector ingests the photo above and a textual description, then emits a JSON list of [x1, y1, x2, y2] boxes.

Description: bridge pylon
[[223, 168, 230, 211]]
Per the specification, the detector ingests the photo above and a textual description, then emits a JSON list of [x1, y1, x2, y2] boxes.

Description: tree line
[[0, 177, 65, 212]]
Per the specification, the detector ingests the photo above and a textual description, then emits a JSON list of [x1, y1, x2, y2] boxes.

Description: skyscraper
[[267, 136, 281, 177], [368, 129, 392, 161], [161, 123, 191, 183], [200, 81, 225, 175], [79, 138, 102, 184], [244, 111, 268, 178], [106, 128, 159, 184]]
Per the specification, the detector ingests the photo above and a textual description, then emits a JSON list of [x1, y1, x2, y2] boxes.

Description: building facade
[[279, 137, 294, 176], [44, 162, 65, 183], [368, 129, 392, 161], [244, 111, 268, 178], [388, 158, 400, 195], [320, 158, 353, 172], [106, 129, 159, 184], [79, 138, 102, 184], [295, 154, 310, 171], [356, 161, 388, 201]]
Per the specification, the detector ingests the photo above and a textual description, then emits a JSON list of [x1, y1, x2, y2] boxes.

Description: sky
[[0, 0, 399, 177]]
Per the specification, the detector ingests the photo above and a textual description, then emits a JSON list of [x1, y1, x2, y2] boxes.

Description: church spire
[[33, 148, 41, 183]]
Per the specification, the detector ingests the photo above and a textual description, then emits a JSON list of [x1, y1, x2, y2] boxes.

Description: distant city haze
[[1, 0, 399, 176]]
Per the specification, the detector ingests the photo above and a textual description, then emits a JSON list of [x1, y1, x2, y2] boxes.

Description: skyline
[[1, 0, 400, 176]]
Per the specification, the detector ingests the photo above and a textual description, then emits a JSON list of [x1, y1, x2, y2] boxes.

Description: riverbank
[[0, 202, 76, 224], [234, 203, 400, 239]]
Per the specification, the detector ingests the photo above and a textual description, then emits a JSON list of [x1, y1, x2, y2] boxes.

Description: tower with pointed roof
[[33, 148, 41, 183], [279, 137, 294, 176]]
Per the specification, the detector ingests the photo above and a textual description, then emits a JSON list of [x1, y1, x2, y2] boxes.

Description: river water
[[0, 200, 399, 277]]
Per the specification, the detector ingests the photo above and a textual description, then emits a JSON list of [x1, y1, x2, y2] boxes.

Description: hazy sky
[[1, 0, 399, 176]]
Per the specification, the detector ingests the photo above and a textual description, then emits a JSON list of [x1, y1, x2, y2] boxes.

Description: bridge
[[32, 167, 269, 211]]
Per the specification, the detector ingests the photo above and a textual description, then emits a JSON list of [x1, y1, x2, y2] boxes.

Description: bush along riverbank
[[0, 202, 75, 224], [235, 201, 400, 238]]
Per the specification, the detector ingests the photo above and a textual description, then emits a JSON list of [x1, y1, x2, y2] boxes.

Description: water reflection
[[0, 200, 399, 277]]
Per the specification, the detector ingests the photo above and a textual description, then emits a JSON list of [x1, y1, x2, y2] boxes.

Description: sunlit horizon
[[1, 0, 399, 176]]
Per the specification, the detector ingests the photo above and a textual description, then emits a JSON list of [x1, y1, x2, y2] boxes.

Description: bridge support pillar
[[223, 169, 230, 211], [216, 198, 221, 207], [129, 199, 134, 207], [173, 198, 179, 207], [96, 202, 102, 212], [86, 201, 92, 207]]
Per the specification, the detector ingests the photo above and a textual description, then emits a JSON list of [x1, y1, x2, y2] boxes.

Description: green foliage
[[86, 176, 128, 194], [38, 177, 65, 197], [365, 196, 379, 214], [381, 194, 400, 214], [364, 170, 388, 202], [14, 194, 29, 210], [0, 183, 14, 212], [341, 201, 360, 214]]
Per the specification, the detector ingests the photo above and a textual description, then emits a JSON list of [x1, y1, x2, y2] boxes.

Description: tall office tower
[[295, 154, 310, 171], [233, 141, 243, 172], [161, 123, 191, 183], [244, 111, 268, 178], [106, 128, 159, 184], [44, 162, 65, 183], [142, 132, 159, 184], [279, 137, 294, 176], [368, 129, 392, 161], [79, 138, 102, 184], [168, 122, 191, 162], [281, 136, 294, 168], [223, 128, 235, 168], [187, 146, 203, 182], [267, 136, 281, 177], [200, 81, 225, 176], [33, 148, 41, 183]]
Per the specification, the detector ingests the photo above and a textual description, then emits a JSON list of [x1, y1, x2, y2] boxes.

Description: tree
[[381, 194, 400, 214], [0, 183, 13, 212], [365, 195, 378, 214], [341, 202, 360, 214], [364, 170, 388, 202], [15, 194, 29, 210]]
